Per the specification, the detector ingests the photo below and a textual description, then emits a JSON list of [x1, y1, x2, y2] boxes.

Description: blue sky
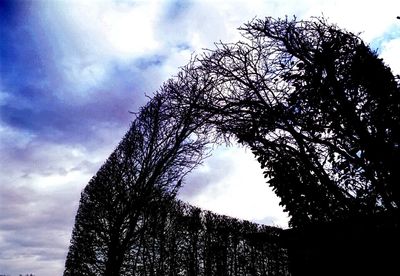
[[1, 0, 399, 275]]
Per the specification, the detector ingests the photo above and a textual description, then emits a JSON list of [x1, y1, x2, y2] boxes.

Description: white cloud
[[37, 0, 166, 100], [0, 138, 111, 276], [380, 37, 400, 75], [43, 0, 162, 60], [0, 124, 36, 149], [318, 1, 397, 43], [180, 144, 289, 228], [101, 2, 161, 56], [60, 57, 109, 97]]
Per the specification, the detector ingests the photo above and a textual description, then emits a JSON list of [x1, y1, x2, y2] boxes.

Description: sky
[[0, 0, 399, 275]]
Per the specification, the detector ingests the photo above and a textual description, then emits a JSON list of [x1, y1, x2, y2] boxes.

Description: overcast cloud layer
[[1, 0, 399, 275]]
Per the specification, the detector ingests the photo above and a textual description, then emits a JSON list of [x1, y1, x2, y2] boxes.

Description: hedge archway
[[64, 17, 400, 276]]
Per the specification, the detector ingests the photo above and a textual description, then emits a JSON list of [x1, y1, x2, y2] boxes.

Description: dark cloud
[[0, 3, 174, 274], [1, 1, 56, 89], [0, 58, 150, 146], [0, 1, 165, 147]]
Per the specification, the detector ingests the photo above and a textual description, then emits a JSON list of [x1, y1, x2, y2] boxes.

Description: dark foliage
[[197, 17, 400, 227], [122, 198, 288, 276], [281, 213, 400, 275]]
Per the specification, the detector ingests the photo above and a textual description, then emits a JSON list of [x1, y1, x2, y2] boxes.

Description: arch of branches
[[64, 17, 400, 276]]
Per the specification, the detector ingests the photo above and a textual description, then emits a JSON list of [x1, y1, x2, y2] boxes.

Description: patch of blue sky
[[369, 24, 400, 54], [164, 0, 191, 20], [0, 0, 30, 26]]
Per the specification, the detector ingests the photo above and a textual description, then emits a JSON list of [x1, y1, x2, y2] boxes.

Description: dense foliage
[[196, 17, 400, 226], [65, 195, 288, 276]]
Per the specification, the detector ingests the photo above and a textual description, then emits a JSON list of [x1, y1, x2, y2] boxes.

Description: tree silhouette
[[64, 63, 213, 276], [65, 176, 288, 275], [64, 59, 290, 276], [197, 17, 400, 227]]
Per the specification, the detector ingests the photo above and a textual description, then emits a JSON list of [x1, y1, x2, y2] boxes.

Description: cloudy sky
[[0, 0, 399, 275]]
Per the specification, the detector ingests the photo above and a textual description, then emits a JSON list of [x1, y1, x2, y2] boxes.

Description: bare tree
[[64, 62, 213, 276]]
